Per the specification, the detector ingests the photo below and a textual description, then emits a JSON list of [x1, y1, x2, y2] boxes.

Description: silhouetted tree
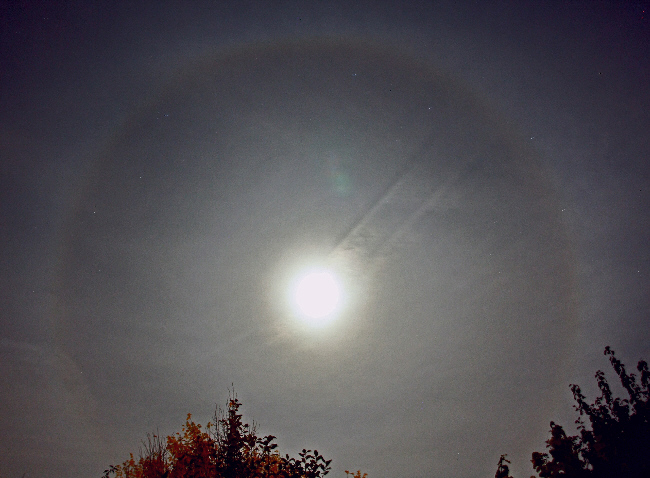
[[498, 347, 649, 478], [103, 390, 332, 478], [344, 471, 367, 478], [494, 454, 513, 478]]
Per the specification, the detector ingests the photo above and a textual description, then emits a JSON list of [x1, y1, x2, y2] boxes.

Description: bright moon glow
[[292, 269, 342, 323]]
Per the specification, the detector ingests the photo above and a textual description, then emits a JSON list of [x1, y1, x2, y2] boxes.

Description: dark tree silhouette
[[494, 454, 513, 478], [498, 347, 649, 478], [103, 390, 332, 478]]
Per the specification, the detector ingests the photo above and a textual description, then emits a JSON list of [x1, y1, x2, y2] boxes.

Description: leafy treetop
[[495, 346, 649, 478], [103, 391, 334, 478]]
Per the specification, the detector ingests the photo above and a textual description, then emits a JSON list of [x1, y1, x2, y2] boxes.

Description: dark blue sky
[[1, 1, 649, 477]]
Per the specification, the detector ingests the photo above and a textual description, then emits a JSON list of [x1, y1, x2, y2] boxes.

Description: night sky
[[1, 1, 649, 477]]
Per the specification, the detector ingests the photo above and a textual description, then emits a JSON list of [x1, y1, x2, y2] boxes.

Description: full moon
[[291, 269, 342, 324]]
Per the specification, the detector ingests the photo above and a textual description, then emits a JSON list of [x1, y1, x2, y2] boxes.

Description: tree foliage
[[497, 346, 649, 478], [344, 471, 367, 478], [494, 454, 513, 478], [103, 391, 333, 478]]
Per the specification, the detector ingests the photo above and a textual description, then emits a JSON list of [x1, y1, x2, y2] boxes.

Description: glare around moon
[[292, 269, 342, 324]]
